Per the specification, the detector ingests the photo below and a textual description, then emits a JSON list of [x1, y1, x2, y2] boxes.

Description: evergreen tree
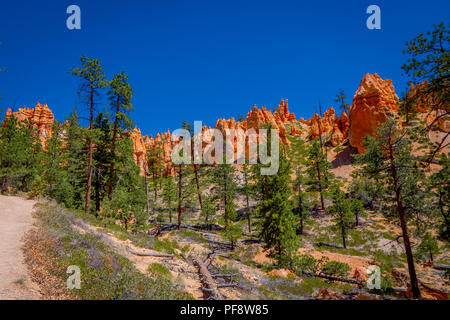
[[354, 118, 426, 298], [288, 136, 310, 235], [256, 145, 299, 266], [200, 194, 216, 227], [402, 23, 449, 161], [240, 162, 255, 233], [162, 176, 177, 223], [92, 112, 113, 213], [328, 186, 353, 248], [429, 153, 449, 239], [349, 174, 383, 210], [145, 142, 164, 204], [102, 135, 146, 229], [69, 55, 108, 214], [305, 139, 333, 210], [63, 107, 88, 209], [211, 152, 240, 248], [335, 89, 350, 115], [107, 72, 134, 199], [399, 86, 419, 125], [0, 115, 42, 193], [415, 232, 440, 262], [42, 121, 75, 207], [350, 198, 364, 227]]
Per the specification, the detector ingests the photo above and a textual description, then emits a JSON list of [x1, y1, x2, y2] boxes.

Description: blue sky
[[0, 0, 448, 136]]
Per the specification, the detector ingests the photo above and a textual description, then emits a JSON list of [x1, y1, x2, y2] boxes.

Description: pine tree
[[240, 161, 255, 233], [200, 194, 216, 227], [107, 72, 134, 199], [102, 134, 146, 229], [430, 153, 449, 239], [335, 89, 350, 115], [92, 112, 113, 213], [172, 121, 197, 229], [354, 118, 426, 298], [350, 198, 364, 227], [256, 145, 299, 266], [69, 55, 108, 214], [42, 120, 75, 207], [162, 176, 177, 223], [288, 136, 310, 234], [415, 232, 440, 262], [328, 186, 354, 248], [63, 107, 88, 209], [211, 153, 240, 248], [145, 142, 164, 204], [305, 139, 333, 210], [0, 115, 42, 193], [401, 23, 449, 161]]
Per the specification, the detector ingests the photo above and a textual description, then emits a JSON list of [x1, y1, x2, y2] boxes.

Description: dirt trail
[[0, 195, 41, 299]]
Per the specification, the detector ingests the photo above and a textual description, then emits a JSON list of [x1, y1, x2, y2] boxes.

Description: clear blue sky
[[0, 0, 448, 136]]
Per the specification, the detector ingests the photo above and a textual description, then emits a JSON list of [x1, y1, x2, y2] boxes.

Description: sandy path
[[0, 195, 41, 299]]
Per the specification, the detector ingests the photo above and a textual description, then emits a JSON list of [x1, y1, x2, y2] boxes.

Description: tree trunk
[[190, 142, 203, 209], [95, 170, 101, 213], [107, 95, 120, 200], [298, 186, 303, 234], [299, 217, 304, 235], [153, 170, 157, 202], [177, 165, 182, 230], [144, 165, 150, 216], [194, 164, 203, 209], [316, 162, 325, 210], [85, 89, 94, 215], [341, 224, 346, 248], [389, 146, 421, 298], [246, 193, 251, 233]]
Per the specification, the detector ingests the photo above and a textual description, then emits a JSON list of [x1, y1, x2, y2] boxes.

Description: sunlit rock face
[[348, 73, 399, 153], [8, 72, 442, 176], [5, 102, 55, 144]]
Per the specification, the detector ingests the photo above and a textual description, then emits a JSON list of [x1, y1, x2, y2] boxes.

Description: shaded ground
[[0, 195, 41, 299]]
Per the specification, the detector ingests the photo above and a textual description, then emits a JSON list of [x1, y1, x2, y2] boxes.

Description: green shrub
[[321, 261, 351, 278], [148, 263, 172, 279]]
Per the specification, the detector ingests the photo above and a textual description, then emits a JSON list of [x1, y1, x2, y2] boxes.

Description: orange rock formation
[[6, 73, 440, 175], [4, 102, 55, 144], [348, 73, 399, 153]]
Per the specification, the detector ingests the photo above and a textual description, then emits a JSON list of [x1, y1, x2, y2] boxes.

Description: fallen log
[[205, 239, 237, 249], [433, 263, 450, 271], [212, 273, 237, 278], [191, 253, 223, 300], [127, 247, 174, 258], [315, 242, 345, 249], [156, 223, 223, 232], [302, 271, 365, 286]]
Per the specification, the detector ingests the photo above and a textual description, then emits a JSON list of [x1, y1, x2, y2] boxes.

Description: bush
[[29, 175, 47, 199], [148, 263, 172, 279], [321, 261, 351, 278]]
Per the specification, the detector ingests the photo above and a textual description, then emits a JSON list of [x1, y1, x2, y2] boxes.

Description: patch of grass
[[153, 238, 180, 255], [177, 229, 207, 243], [147, 263, 172, 279]]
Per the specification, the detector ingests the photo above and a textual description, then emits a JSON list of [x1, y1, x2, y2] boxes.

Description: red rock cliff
[[348, 73, 399, 153], [4, 102, 55, 144]]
